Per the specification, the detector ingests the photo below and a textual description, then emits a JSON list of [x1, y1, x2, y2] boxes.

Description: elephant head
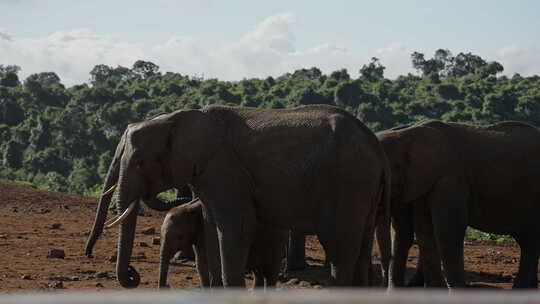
[[86, 109, 221, 288], [159, 199, 203, 288], [376, 123, 449, 205]]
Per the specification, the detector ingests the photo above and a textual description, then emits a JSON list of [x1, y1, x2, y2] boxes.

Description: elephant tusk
[[104, 202, 138, 229], [102, 184, 117, 197]]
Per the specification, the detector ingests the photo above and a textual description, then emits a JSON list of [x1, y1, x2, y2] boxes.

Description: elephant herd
[[84, 105, 540, 291]]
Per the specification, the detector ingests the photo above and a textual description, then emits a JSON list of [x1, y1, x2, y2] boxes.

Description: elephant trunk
[[142, 196, 193, 212], [116, 201, 141, 288], [115, 168, 141, 288], [84, 133, 126, 256], [158, 236, 172, 288]]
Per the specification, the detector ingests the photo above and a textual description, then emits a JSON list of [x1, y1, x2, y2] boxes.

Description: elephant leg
[[287, 230, 307, 271], [317, 230, 335, 271], [260, 229, 285, 290], [354, 209, 376, 286], [412, 200, 444, 287], [407, 250, 425, 287], [330, 194, 374, 286], [428, 177, 468, 290], [205, 193, 256, 288], [202, 214, 223, 288], [252, 270, 265, 288], [216, 216, 255, 287], [388, 203, 414, 288], [375, 212, 391, 287], [193, 244, 211, 288], [512, 233, 539, 289]]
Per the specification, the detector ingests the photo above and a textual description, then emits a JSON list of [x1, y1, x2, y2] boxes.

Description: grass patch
[[465, 228, 513, 242], [11, 180, 37, 189]]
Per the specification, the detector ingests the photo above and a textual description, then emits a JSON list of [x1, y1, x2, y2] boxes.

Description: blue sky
[[1, 0, 539, 85]]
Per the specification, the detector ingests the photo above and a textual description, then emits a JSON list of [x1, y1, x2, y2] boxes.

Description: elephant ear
[[127, 118, 175, 157], [166, 109, 224, 174], [401, 126, 449, 202]]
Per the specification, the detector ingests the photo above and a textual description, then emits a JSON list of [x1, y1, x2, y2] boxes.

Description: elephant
[[85, 104, 391, 288], [159, 199, 285, 289], [376, 120, 540, 290], [171, 185, 196, 261]]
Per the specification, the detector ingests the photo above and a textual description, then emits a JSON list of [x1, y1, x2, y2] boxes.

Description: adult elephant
[[86, 105, 391, 288], [377, 120, 540, 289]]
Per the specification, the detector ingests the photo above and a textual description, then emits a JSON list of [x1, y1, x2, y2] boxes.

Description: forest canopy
[[1, 50, 539, 194]]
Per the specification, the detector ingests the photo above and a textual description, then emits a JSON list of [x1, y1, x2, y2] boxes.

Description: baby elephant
[[159, 199, 285, 289]]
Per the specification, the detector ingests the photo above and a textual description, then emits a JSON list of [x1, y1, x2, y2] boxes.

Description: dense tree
[[132, 60, 160, 78], [360, 57, 386, 82], [0, 53, 538, 194]]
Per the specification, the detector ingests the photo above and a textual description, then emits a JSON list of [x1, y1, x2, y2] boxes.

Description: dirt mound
[[0, 182, 528, 291]]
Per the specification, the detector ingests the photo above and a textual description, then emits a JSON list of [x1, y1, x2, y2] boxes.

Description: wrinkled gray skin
[[86, 105, 391, 288], [159, 199, 285, 289], [377, 120, 540, 290]]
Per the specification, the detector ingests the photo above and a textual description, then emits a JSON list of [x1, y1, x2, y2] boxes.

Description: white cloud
[[0, 28, 144, 84], [1, 12, 537, 86], [493, 45, 540, 76]]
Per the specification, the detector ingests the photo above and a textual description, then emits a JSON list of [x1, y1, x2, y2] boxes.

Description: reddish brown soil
[[0, 182, 527, 292]]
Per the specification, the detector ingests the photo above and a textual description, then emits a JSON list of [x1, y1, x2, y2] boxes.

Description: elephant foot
[[174, 248, 195, 261], [118, 265, 141, 288]]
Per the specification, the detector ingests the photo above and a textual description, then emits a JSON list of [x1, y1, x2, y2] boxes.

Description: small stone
[[95, 282, 104, 288], [51, 281, 64, 289], [138, 242, 149, 247], [21, 274, 32, 280], [96, 272, 109, 279], [51, 223, 62, 229], [141, 227, 156, 235], [36, 208, 50, 214], [313, 285, 323, 289], [133, 253, 147, 260], [152, 237, 160, 245], [47, 249, 65, 259], [286, 278, 299, 285]]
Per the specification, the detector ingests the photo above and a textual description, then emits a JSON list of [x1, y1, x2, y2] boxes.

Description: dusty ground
[[0, 182, 527, 292]]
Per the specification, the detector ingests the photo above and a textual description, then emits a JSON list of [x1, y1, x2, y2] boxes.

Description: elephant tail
[[376, 156, 392, 287]]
